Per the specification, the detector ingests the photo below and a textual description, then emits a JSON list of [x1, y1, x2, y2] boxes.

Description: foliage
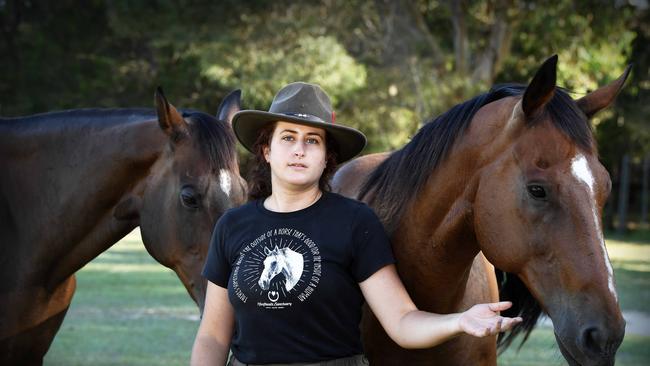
[[197, 35, 366, 109], [0, 0, 647, 163]]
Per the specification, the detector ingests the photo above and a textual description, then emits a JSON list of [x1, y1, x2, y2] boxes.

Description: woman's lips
[[288, 163, 307, 169]]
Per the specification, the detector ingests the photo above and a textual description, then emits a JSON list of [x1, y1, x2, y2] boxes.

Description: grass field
[[44, 229, 650, 365]]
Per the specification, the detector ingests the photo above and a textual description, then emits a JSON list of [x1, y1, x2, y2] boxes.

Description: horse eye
[[180, 186, 200, 209], [527, 185, 547, 200]]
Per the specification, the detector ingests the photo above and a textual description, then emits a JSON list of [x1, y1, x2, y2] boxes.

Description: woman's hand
[[361, 265, 524, 348], [458, 301, 523, 337]]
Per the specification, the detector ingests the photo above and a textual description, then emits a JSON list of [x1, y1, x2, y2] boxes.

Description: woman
[[191, 82, 522, 366]]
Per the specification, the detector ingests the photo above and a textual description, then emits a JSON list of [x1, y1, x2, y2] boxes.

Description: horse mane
[[495, 269, 543, 352], [360, 84, 515, 231], [183, 111, 238, 173], [358, 83, 593, 350]]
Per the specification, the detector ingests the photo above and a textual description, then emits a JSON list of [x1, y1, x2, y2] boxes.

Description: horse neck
[[0, 111, 168, 288], [393, 166, 481, 312], [391, 108, 512, 312]]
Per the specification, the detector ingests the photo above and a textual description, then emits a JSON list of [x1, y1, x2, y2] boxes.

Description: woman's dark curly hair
[[247, 122, 339, 200]]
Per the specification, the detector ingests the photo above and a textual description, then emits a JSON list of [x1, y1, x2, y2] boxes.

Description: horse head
[[258, 246, 304, 292], [259, 246, 284, 290], [472, 56, 629, 365], [130, 89, 247, 313]]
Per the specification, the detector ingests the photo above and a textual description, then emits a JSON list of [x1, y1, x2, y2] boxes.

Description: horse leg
[[0, 275, 76, 366]]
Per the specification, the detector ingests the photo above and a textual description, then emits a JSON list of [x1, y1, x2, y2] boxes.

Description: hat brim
[[232, 110, 367, 163]]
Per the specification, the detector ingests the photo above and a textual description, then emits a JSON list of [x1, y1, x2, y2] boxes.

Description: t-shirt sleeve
[[350, 204, 396, 282], [202, 214, 232, 288]]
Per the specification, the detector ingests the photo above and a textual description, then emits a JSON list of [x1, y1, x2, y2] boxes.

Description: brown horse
[[0, 89, 247, 365], [333, 56, 630, 365]]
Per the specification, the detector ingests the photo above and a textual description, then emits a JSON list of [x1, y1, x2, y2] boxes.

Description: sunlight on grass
[[83, 262, 171, 273], [604, 237, 650, 313], [607, 240, 650, 261], [607, 240, 650, 272]]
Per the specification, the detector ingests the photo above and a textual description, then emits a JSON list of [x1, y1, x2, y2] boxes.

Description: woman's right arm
[[191, 282, 234, 366]]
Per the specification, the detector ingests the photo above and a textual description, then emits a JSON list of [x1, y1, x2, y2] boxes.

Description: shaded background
[[2, 1, 649, 364], [1, 0, 648, 231]]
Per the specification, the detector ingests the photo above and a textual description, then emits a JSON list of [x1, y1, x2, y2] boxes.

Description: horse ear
[[155, 87, 188, 137], [576, 65, 632, 119], [522, 55, 558, 119], [216, 89, 242, 125], [264, 247, 271, 255]]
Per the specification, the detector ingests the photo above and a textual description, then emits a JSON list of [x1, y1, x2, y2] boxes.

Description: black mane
[[358, 83, 593, 350], [183, 111, 238, 173], [360, 83, 592, 232]]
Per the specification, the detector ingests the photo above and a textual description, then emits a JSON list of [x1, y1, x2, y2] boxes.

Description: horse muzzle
[[554, 316, 625, 366], [258, 278, 270, 290]]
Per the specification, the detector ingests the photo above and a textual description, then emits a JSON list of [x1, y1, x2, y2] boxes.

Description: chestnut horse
[[333, 56, 630, 365], [0, 89, 247, 365]]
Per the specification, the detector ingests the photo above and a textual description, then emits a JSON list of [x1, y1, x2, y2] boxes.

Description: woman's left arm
[[359, 264, 522, 349]]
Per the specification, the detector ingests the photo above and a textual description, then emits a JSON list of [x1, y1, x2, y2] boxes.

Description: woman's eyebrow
[[279, 129, 324, 138]]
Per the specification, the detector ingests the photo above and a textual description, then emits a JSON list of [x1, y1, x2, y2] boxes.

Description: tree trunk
[[448, 0, 468, 74], [604, 163, 617, 231], [641, 154, 649, 225], [373, 0, 443, 68], [617, 154, 630, 234], [471, 0, 514, 85]]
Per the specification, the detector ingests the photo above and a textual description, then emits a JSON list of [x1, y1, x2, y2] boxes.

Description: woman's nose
[[293, 143, 305, 157]]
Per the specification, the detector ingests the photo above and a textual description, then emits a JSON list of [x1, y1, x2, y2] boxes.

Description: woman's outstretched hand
[[458, 301, 523, 337]]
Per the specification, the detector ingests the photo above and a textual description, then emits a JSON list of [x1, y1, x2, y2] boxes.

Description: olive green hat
[[232, 82, 366, 162]]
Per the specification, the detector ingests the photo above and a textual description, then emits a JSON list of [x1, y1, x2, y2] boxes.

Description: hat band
[[281, 112, 328, 123]]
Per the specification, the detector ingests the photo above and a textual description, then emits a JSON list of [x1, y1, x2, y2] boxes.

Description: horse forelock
[[530, 88, 594, 153], [360, 84, 595, 234], [184, 112, 238, 174]]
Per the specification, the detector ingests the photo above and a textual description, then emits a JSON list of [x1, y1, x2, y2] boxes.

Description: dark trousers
[[227, 354, 369, 366]]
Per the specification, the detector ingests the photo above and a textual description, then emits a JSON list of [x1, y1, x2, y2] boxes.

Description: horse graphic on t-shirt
[[259, 246, 304, 292]]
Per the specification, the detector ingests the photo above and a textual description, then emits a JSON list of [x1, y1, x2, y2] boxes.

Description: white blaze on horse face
[[571, 154, 617, 301], [219, 169, 232, 197]]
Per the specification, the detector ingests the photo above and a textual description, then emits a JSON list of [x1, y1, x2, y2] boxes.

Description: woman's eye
[[306, 138, 319, 144], [281, 135, 294, 141], [527, 185, 547, 200]]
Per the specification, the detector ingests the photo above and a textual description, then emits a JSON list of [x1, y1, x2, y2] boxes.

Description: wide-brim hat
[[232, 82, 367, 163]]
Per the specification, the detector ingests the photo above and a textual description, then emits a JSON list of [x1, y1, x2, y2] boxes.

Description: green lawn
[[45, 230, 199, 366], [44, 230, 650, 365]]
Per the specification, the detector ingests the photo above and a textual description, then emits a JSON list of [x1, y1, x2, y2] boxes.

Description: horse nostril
[[581, 326, 606, 355]]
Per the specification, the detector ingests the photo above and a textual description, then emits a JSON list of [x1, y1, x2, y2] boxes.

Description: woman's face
[[264, 121, 327, 191]]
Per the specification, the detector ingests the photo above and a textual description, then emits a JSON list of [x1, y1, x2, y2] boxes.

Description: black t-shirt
[[202, 192, 395, 364]]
